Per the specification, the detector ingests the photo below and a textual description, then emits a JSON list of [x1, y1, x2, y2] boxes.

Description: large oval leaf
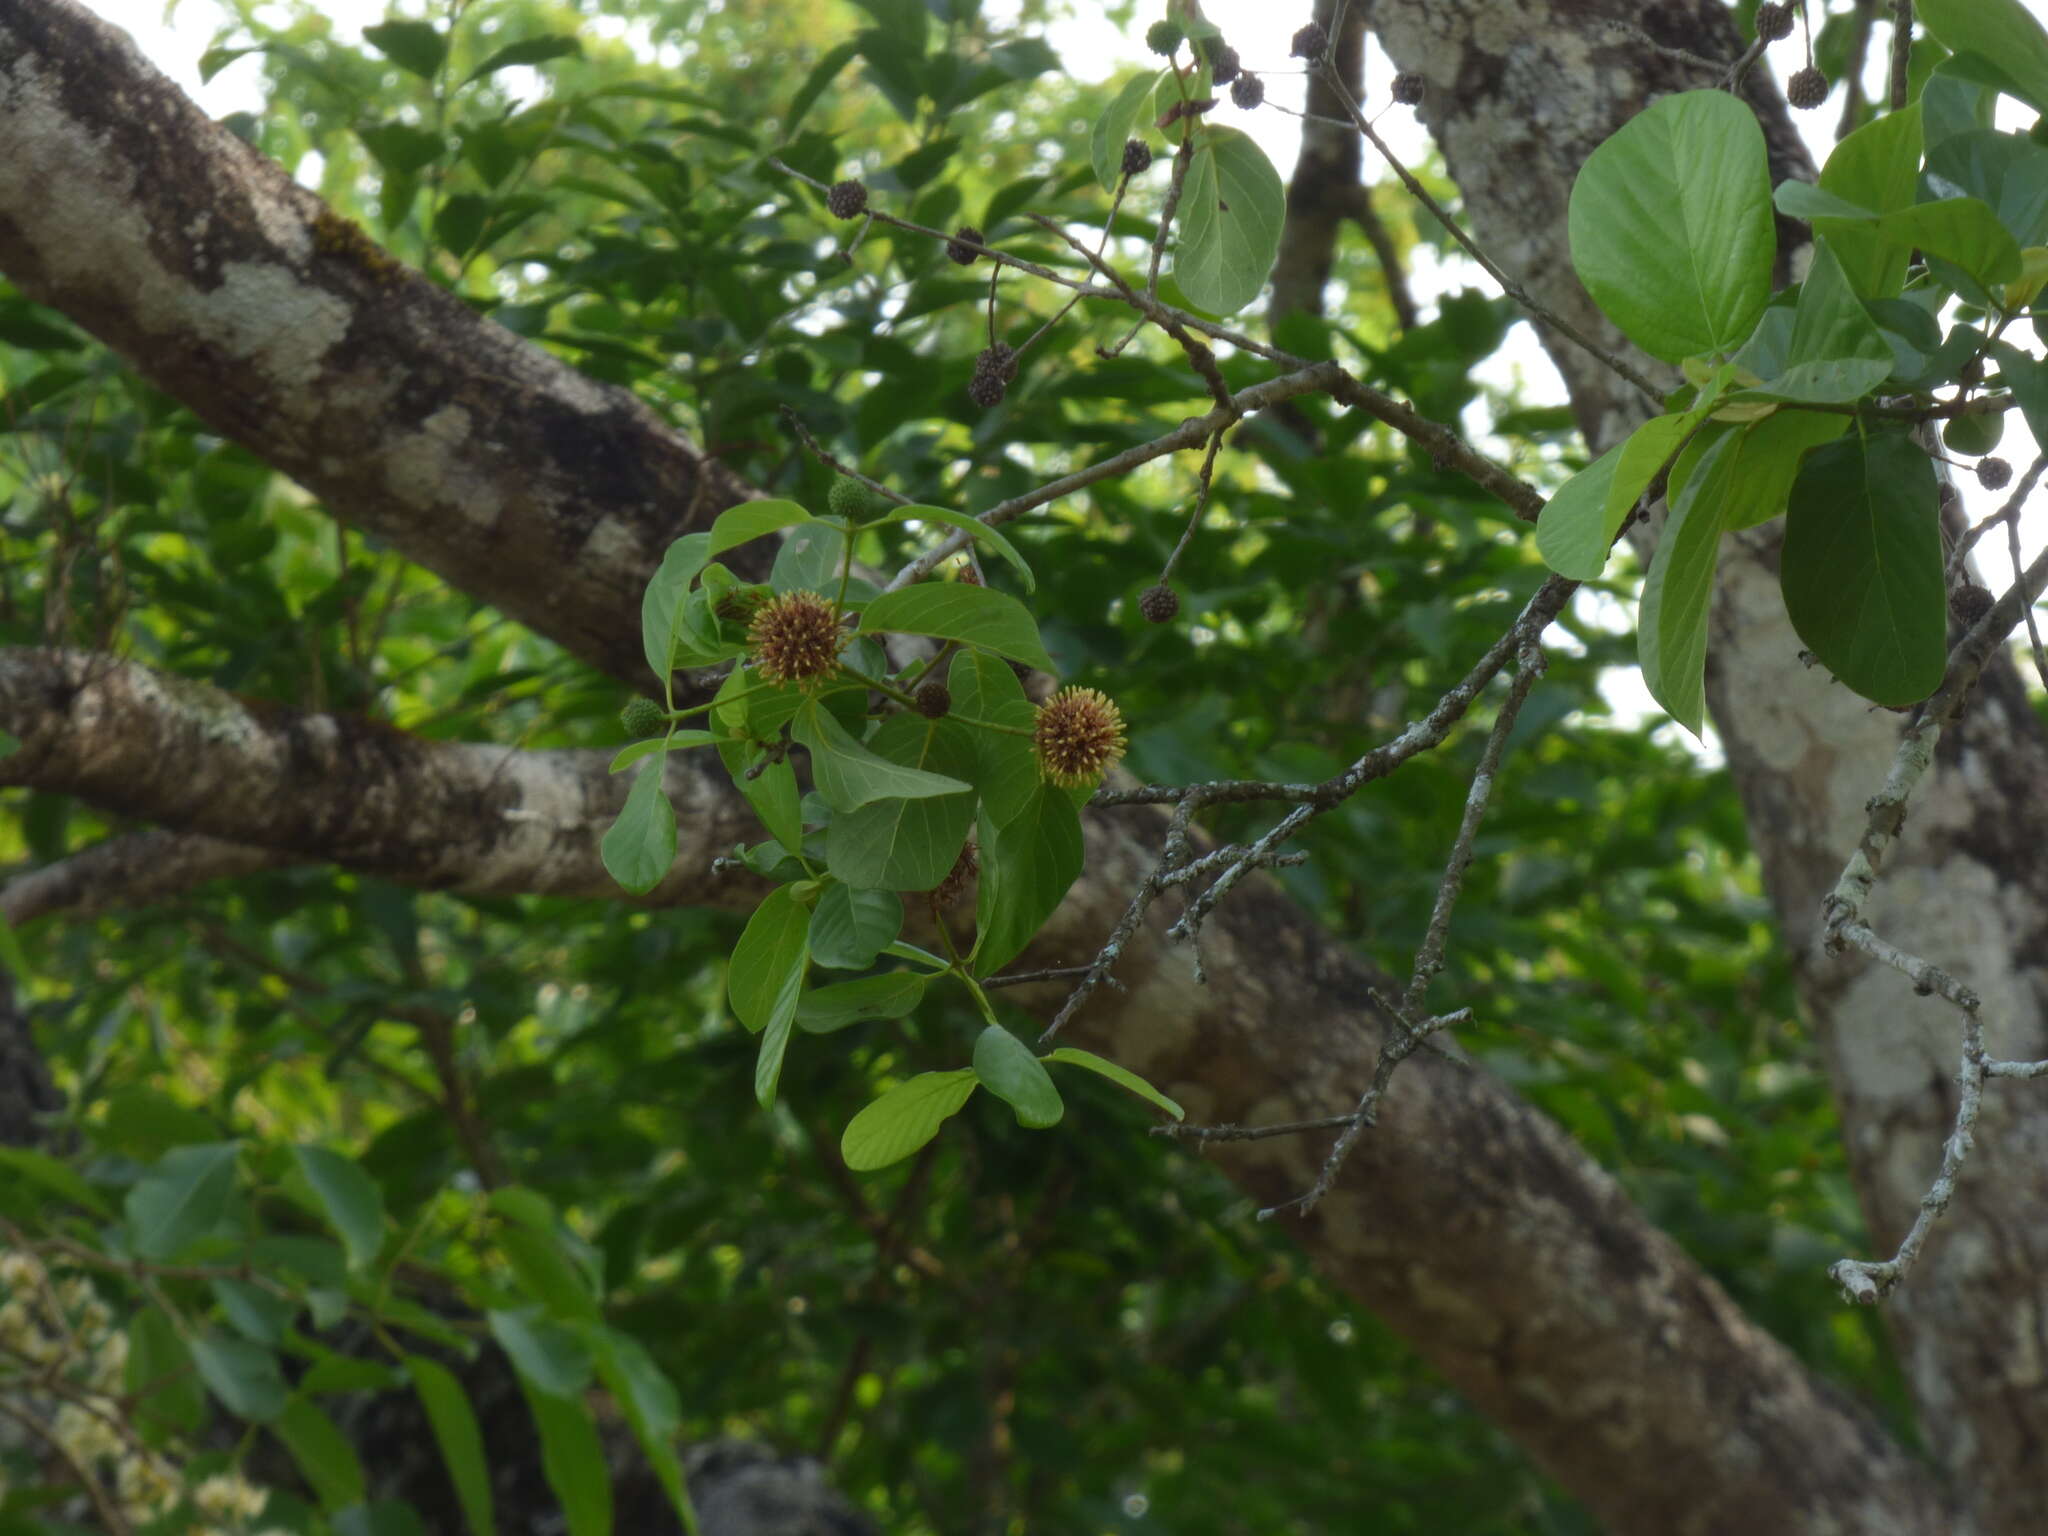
[[860, 582, 1056, 674], [1174, 127, 1285, 317], [842, 1070, 979, 1171]]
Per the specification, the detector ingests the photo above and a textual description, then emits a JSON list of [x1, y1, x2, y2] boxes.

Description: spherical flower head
[[1033, 686, 1127, 789], [747, 590, 846, 686]]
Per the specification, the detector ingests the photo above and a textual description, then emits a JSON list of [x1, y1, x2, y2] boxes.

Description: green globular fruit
[[1121, 138, 1154, 177], [1290, 21, 1329, 60], [1145, 19, 1182, 56], [1231, 72, 1265, 110], [827, 474, 891, 524], [620, 697, 666, 738], [826, 178, 868, 219], [1785, 66, 1827, 110], [1941, 410, 2003, 458], [946, 225, 984, 265], [1391, 71, 1424, 105], [1138, 583, 1179, 624], [1754, 2, 1793, 42], [1976, 456, 2014, 491], [914, 680, 952, 719]]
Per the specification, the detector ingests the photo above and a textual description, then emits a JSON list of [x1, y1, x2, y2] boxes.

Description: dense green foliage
[[30, 0, 2048, 1528]]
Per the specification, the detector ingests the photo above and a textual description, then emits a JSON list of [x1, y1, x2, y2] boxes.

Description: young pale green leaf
[[1915, 0, 2048, 115], [1812, 103, 1923, 300], [273, 1397, 367, 1512], [793, 699, 973, 811], [1782, 434, 1946, 707], [710, 498, 813, 556], [489, 1309, 595, 1398], [641, 534, 711, 683], [755, 1000, 798, 1108], [1174, 127, 1286, 317], [842, 1070, 980, 1171], [807, 882, 905, 970], [600, 761, 676, 895], [1694, 409, 1849, 531], [885, 506, 1035, 590], [406, 1356, 494, 1536], [609, 729, 716, 773], [587, 1326, 697, 1532], [859, 582, 1056, 674], [728, 885, 809, 1035], [1751, 238, 1897, 402], [519, 1375, 613, 1536], [971, 1025, 1064, 1128], [291, 1145, 385, 1271], [796, 971, 927, 1034], [192, 1330, 289, 1422], [461, 34, 581, 84], [1091, 69, 1165, 191], [972, 790, 1084, 977], [1045, 1047, 1186, 1119], [1533, 440, 1628, 581], [1602, 411, 1701, 530], [125, 1141, 238, 1260], [1568, 90, 1773, 362], [1636, 465, 1733, 737], [363, 19, 447, 79], [126, 1308, 205, 1441]]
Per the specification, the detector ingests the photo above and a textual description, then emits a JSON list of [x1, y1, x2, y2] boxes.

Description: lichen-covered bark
[[0, 2, 1989, 1530], [1365, 2, 2048, 1529]]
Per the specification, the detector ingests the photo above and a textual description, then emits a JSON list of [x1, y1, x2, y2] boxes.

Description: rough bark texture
[[1363, 2, 2048, 1531], [0, 0, 2030, 1530]]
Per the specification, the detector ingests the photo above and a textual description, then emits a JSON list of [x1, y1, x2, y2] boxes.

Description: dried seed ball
[[956, 562, 983, 586], [827, 474, 891, 524], [914, 679, 952, 718], [929, 841, 978, 907], [1977, 456, 2014, 491], [715, 586, 770, 626], [620, 697, 666, 737], [1291, 21, 1329, 60], [969, 342, 1016, 407], [968, 371, 1007, 408], [1949, 582, 1996, 626], [1231, 72, 1265, 110], [1033, 686, 1127, 789], [1138, 583, 1179, 624], [946, 224, 984, 265], [747, 590, 846, 685], [1754, 2, 1793, 42], [1206, 42, 1242, 86], [1391, 71, 1425, 105], [1145, 19, 1182, 56], [1122, 138, 1154, 177], [826, 178, 868, 219], [1785, 66, 1828, 110]]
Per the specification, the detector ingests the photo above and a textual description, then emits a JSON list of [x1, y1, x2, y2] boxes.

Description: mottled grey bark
[[1364, 2, 2048, 1531]]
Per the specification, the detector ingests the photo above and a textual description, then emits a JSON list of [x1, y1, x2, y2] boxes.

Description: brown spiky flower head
[[1033, 686, 1127, 789], [747, 590, 846, 687]]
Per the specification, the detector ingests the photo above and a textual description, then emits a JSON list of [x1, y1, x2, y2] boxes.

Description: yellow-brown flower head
[[1033, 686, 1126, 789], [747, 590, 846, 686]]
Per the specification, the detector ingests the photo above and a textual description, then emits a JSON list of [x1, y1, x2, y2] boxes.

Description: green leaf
[[0, 1146, 110, 1216], [786, 39, 862, 140], [192, 1330, 289, 1422], [948, 650, 1039, 826], [740, 752, 806, 851], [211, 1277, 297, 1344], [364, 19, 447, 80], [729, 885, 810, 1037], [462, 34, 581, 84], [1687, 408, 1849, 532], [1636, 464, 1732, 737], [126, 1308, 205, 1442], [1916, 0, 2048, 114], [1926, 130, 2048, 249], [859, 582, 1056, 673], [1568, 90, 1773, 362], [1814, 103, 1923, 300], [879, 506, 1034, 590], [601, 761, 676, 895], [842, 1070, 979, 1171], [1781, 434, 1946, 707], [1045, 1047, 1185, 1119], [292, 1145, 385, 1271], [406, 1356, 495, 1536], [1922, 60, 2000, 150], [1751, 238, 1897, 402], [807, 882, 904, 970], [489, 1308, 595, 1398], [1091, 69, 1165, 191], [797, 971, 927, 1033], [771, 522, 845, 592], [710, 498, 813, 556], [519, 1375, 613, 1536], [587, 1326, 697, 1532], [1886, 198, 2023, 291], [754, 1001, 797, 1109], [273, 1397, 368, 1511], [499, 1224, 600, 1321], [1991, 340, 2048, 450], [641, 533, 711, 681], [1534, 440, 1628, 580], [1174, 127, 1286, 317], [972, 789, 1083, 977], [971, 1025, 1064, 1128], [793, 699, 972, 811], [609, 730, 716, 773], [125, 1141, 238, 1259], [356, 121, 447, 177]]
